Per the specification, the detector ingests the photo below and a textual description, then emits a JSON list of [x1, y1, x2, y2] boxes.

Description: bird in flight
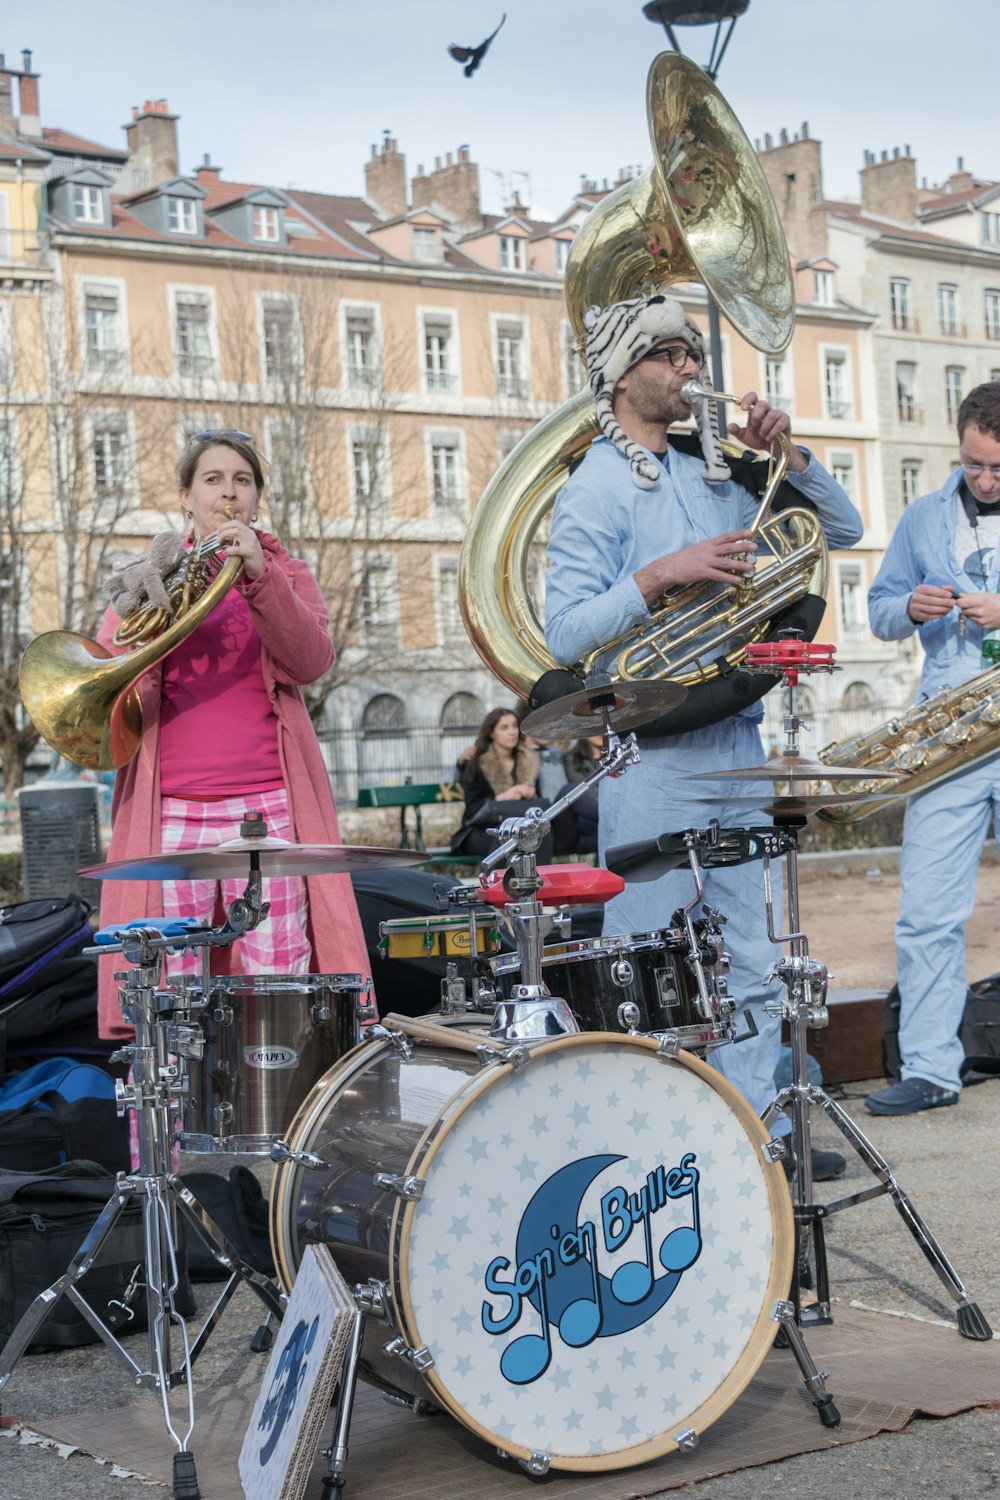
[[447, 13, 507, 77]]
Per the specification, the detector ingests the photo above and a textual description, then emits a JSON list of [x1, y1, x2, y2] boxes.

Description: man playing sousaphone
[[544, 292, 863, 1179]]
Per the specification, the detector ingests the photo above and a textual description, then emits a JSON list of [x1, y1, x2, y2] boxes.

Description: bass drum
[[270, 1027, 793, 1474]]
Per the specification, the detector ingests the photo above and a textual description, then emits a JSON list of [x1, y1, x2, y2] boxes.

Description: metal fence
[[320, 699, 904, 804]]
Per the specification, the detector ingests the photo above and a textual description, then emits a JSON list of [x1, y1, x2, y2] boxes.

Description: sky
[[27, 1, 998, 220]]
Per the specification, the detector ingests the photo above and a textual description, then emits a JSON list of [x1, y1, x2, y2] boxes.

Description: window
[[901, 459, 922, 507], [0, 417, 15, 500], [496, 319, 528, 399], [441, 691, 483, 733], [92, 417, 128, 499], [945, 365, 965, 423], [813, 269, 833, 306], [986, 290, 1000, 341], [823, 351, 851, 420], [982, 211, 1000, 244], [252, 206, 280, 242], [896, 361, 918, 422], [500, 235, 526, 272], [174, 292, 214, 377], [351, 430, 389, 516], [563, 323, 582, 397], [413, 227, 438, 263], [423, 315, 456, 392], [266, 419, 305, 507], [838, 564, 865, 637], [0, 302, 12, 386], [261, 299, 297, 380], [345, 308, 379, 388], [890, 278, 913, 330], [430, 434, 463, 511], [84, 286, 122, 372], [72, 184, 103, 224], [830, 452, 856, 502], [554, 239, 569, 274], [764, 356, 790, 409], [938, 283, 960, 336], [167, 197, 198, 235], [437, 558, 465, 644], [359, 559, 396, 644]]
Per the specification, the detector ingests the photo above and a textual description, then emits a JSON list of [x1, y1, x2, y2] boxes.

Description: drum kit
[[0, 647, 991, 1499]]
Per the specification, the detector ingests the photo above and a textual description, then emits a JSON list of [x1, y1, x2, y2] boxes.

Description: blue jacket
[[868, 468, 1000, 702], [545, 436, 863, 717]]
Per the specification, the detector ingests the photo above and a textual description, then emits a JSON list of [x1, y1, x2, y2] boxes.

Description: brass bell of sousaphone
[[458, 52, 829, 734]]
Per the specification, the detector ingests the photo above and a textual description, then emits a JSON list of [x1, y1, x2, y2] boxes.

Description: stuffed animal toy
[[105, 532, 186, 620]]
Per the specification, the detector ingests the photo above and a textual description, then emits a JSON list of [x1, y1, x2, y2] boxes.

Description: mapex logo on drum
[[244, 1045, 298, 1070], [481, 1152, 702, 1386]]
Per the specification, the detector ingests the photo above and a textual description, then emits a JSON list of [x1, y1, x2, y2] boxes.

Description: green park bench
[[355, 779, 479, 867]]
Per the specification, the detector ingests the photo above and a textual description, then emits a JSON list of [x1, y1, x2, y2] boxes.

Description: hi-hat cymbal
[[80, 837, 430, 881], [689, 753, 902, 784], [520, 680, 687, 742], [699, 791, 895, 817]]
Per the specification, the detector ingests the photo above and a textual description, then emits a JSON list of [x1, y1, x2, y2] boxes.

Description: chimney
[[364, 133, 407, 218], [194, 152, 222, 183], [17, 50, 41, 137], [125, 98, 180, 185], [756, 126, 826, 259], [411, 144, 481, 231], [860, 145, 918, 224], [0, 67, 13, 135], [948, 157, 975, 196]]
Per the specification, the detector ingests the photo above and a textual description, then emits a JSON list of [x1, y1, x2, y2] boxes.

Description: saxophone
[[817, 664, 1000, 824]]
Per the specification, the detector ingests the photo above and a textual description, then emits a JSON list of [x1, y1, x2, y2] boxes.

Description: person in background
[[95, 430, 370, 1040], [449, 706, 556, 862], [866, 381, 1000, 1116]]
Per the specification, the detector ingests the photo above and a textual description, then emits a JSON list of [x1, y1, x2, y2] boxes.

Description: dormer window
[[168, 197, 198, 235], [73, 185, 104, 224], [554, 240, 569, 273], [814, 269, 834, 306], [253, 206, 280, 242], [413, 227, 438, 263], [500, 235, 526, 272]]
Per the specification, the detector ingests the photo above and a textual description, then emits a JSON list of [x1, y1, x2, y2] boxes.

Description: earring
[[251, 513, 259, 522]]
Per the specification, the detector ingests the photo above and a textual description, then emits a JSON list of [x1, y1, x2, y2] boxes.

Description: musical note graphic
[[610, 1204, 655, 1305], [557, 1221, 603, 1346], [659, 1180, 702, 1274], [499, 1262, 553, 1384]]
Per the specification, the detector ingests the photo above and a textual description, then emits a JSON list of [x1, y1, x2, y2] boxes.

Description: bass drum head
[[394, 1033, 792, 1472]]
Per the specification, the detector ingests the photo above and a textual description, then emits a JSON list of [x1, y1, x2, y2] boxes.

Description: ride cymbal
[[80, 838, 430, 881], [698, 791, 895, 817], [689, 754, 902, 784], [520, 680, 687, 741]]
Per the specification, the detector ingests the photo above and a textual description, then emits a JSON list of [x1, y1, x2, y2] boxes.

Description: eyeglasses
[[189, 428, 256, 445], [960, 462, 1000, 480], [640, 344, 702, 370]]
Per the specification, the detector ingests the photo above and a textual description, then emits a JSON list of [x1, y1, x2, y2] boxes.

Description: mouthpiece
[[681, 379, 710, 400]]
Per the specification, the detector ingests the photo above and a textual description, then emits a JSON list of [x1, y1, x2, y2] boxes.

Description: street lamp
[[642, 1, 752, 413]]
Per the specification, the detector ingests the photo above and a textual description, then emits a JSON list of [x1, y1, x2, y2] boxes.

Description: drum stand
[[751, 645, 992, 1342], [0, 906, 287, 1500]]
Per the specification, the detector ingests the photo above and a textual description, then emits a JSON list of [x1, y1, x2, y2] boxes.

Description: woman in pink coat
[[96, 430, 370, 1040]]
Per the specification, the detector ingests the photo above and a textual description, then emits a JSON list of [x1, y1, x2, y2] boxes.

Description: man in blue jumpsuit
[[867, 382, 1000, 1115], [545, 293, 864, 1177]]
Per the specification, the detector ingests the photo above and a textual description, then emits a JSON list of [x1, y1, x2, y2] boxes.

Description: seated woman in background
[[553, 735, 603, 854], [450, 707, 555, 862]]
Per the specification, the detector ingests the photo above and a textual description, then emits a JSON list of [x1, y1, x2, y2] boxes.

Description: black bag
[[0, 1056, 130, 1173], [884, 973, 1000, 1083], [0, 1162, 150, 1349], [0, 896, 93, 997]]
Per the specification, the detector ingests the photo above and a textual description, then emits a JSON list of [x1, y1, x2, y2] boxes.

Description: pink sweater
[[96, 533, 371, 1039]]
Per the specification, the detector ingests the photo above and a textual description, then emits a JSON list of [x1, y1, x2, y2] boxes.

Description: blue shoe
[[865, 1077, 959, 1116]]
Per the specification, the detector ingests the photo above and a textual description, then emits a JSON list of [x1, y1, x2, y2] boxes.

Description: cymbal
[[698, 791, 895, 817], [689, 753, 902, 784], [520, 680, 687, 741], [80, 837, 430, 881]]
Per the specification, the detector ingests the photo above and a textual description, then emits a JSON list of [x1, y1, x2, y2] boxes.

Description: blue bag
[[0, 1057, 129, 1173]]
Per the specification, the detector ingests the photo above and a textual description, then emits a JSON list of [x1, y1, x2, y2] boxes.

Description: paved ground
[[1, 861, 999, 1498]]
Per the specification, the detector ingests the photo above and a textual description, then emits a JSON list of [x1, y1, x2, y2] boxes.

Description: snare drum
[[379, 910, 501, 960], [270, 1029, 792, 1473], [491, 929, 727, 1048], [175, 973, 369, 1154]]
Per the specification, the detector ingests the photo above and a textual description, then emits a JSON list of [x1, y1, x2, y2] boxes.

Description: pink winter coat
[[95, 532, 370, 1039]]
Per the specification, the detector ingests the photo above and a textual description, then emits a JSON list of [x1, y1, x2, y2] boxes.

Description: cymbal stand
[[481, 704, 639, 1041], [0, 891, 287, 1499], [748, 639, 992, 1340]]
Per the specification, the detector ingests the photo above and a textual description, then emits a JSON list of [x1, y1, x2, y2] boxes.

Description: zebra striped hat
[[583, 294, 731, 489]]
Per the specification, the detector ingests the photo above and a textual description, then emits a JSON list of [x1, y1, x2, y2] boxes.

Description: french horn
[[459, 52, 827, 730]]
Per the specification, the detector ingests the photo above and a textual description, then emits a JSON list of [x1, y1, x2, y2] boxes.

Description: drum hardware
[[617, 1000, 642, 1031], [373, 1172, 425, 1202], [0, 917, 287, 1500], [741, 636, 992, 1341], [268, 1140, 328, 1171], [519, 677, 687, 742]]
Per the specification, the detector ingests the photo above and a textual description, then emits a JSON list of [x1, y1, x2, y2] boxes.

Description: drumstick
[[381, 1012, 487, 1055]]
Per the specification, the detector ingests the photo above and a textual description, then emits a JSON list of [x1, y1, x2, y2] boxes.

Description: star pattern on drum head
[[402, 1040, 779, 1464]]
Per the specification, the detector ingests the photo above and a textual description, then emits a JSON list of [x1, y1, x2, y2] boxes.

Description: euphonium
[[817, 667, 1000, 824], [459, 52, 826, 727], [19, 537, 242, 772]]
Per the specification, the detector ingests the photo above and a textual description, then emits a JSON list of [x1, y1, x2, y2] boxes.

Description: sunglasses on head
[[189, 428, 256, 445]]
